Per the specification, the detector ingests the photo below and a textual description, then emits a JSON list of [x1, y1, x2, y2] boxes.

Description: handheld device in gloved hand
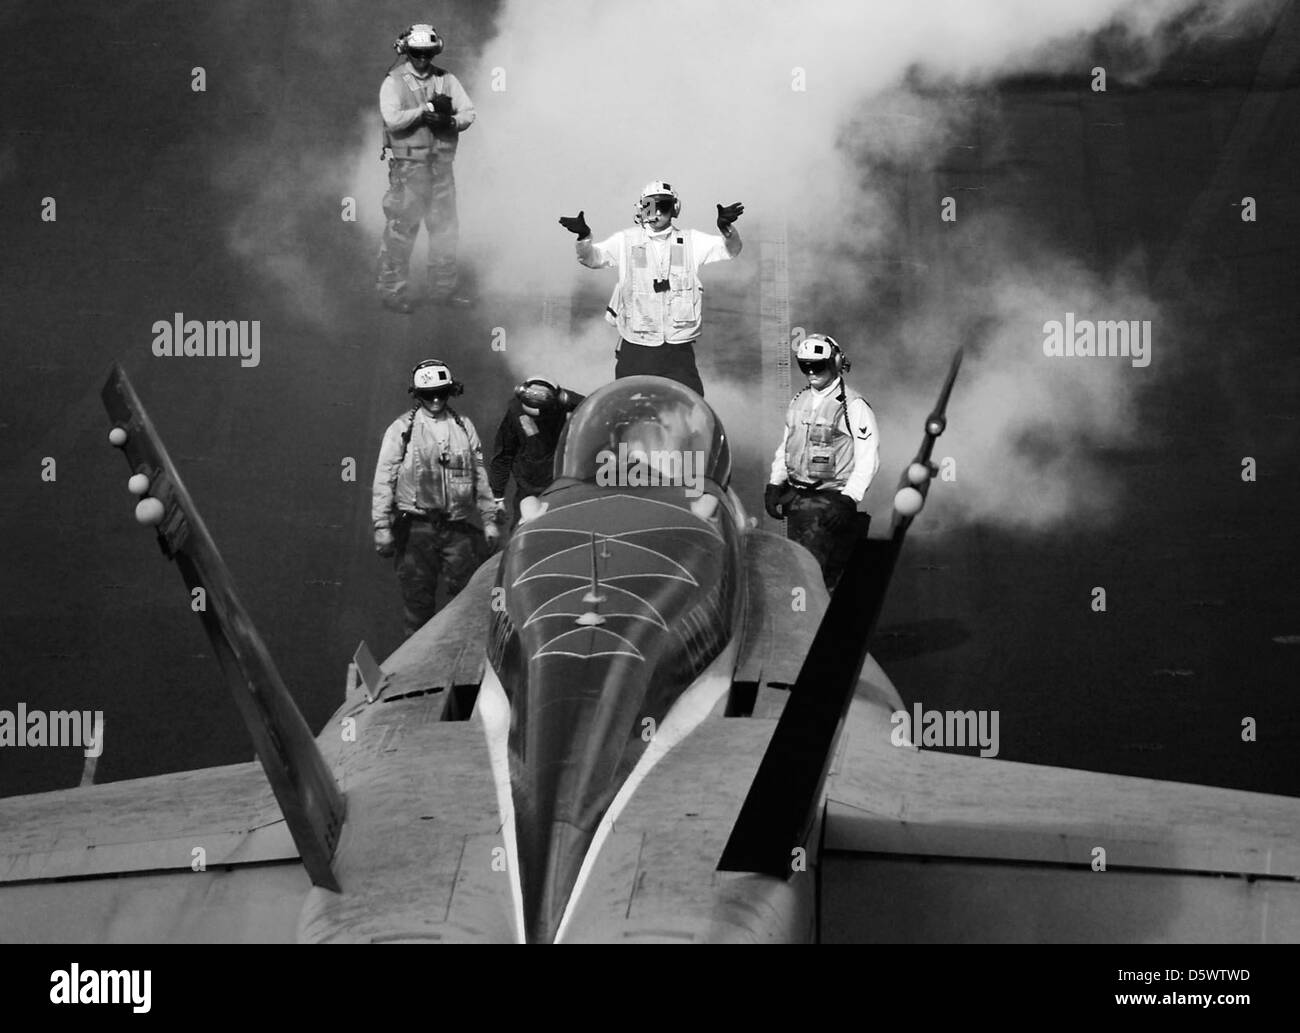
[[423, 102, 453, 129]]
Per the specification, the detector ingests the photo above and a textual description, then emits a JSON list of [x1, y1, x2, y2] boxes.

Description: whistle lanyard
[[644, 227, 675, 280]]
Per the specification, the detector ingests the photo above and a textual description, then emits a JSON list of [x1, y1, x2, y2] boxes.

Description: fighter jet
[[2, 360, 1297, 944]]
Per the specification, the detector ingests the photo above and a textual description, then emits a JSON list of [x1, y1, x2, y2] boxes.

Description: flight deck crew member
[[376, 23, 476, 314], [488, 378, 585, 533], [558, 182, 744, 397], [373, 359, 499, 637], [765, 334, 879, 592]]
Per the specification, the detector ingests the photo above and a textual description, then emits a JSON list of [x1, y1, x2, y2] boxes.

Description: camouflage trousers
[[394, 516, 483, 638], [786, 491, 867, 593], [376, 158, 459, 302]]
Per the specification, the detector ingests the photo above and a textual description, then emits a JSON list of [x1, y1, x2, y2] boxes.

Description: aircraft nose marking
[[522, 584, 670, 631], [532, 626, 644, 662], [513, 534, 702, 586]]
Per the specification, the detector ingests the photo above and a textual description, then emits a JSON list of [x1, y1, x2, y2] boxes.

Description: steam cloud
[[322, 1, 1277, 528]]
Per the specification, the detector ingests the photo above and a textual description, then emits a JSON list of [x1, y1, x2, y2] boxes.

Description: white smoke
[[322, 0, 1279, 527]]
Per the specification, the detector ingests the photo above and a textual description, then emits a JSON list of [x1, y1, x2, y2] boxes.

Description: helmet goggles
[[414, 385, 454, 402], [637, 196, 676, 223], [792, 333, 848, 377]]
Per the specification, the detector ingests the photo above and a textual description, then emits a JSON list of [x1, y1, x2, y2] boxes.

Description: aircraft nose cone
[[495, 486, 740, 944], [522, 820, 590, 944]]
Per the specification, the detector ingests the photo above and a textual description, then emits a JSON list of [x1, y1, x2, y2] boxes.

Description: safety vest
[[384, 63, 458, 159], [783, 381, 868, 490], [617, 227, 701, 345], [376, 406, 483, 524]]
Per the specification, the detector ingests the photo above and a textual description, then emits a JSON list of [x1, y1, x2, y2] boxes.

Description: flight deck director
[[559, 182, 744, 397]]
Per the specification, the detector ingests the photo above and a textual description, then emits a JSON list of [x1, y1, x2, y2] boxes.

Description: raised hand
[[558, 211, 591, 238], [716, 202, 744, 230]]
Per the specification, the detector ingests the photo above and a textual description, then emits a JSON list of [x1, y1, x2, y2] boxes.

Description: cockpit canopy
[[555, 376, 732, 490]]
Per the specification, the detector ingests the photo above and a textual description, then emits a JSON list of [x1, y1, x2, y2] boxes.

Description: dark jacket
[[488, 397, 570, 497]]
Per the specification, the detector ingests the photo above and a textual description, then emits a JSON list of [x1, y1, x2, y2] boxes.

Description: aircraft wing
[[0, 762, 310, 943], [710, 348, 1300, 943], [0, 557, 506, 945], [549, 643, 1300, 943], [550, 654, 905, 943], [366, 580, 487, 705], [733, 531, 826, 686], [820, 683, 1300, 942], [300, 559, 514, 943]]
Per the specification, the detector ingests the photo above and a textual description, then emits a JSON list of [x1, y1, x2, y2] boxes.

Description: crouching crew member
[[765, 334, 879, 591], [558, 181, 743, 397], [488, 377, 585, 533], [373, 359, 498, 637]]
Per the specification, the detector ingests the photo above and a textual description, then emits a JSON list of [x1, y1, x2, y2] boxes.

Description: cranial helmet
[[793, 333, 851, 374], [397, 24, 444, 56], [635, 180, 681, 224], [409, 359, 463, 396], [516, 377, 583, 416], [516, 377, 558, 416]]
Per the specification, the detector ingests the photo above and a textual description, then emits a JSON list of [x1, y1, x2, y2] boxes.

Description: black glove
[[429, 94, 453, 115], [716, 202, 744, 231], [556, 387, 585, 412], [558, 211, 590, 238], [822, 492, 858, 530], [423, 107, 453, 129], [764, 483, 794, 520]]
